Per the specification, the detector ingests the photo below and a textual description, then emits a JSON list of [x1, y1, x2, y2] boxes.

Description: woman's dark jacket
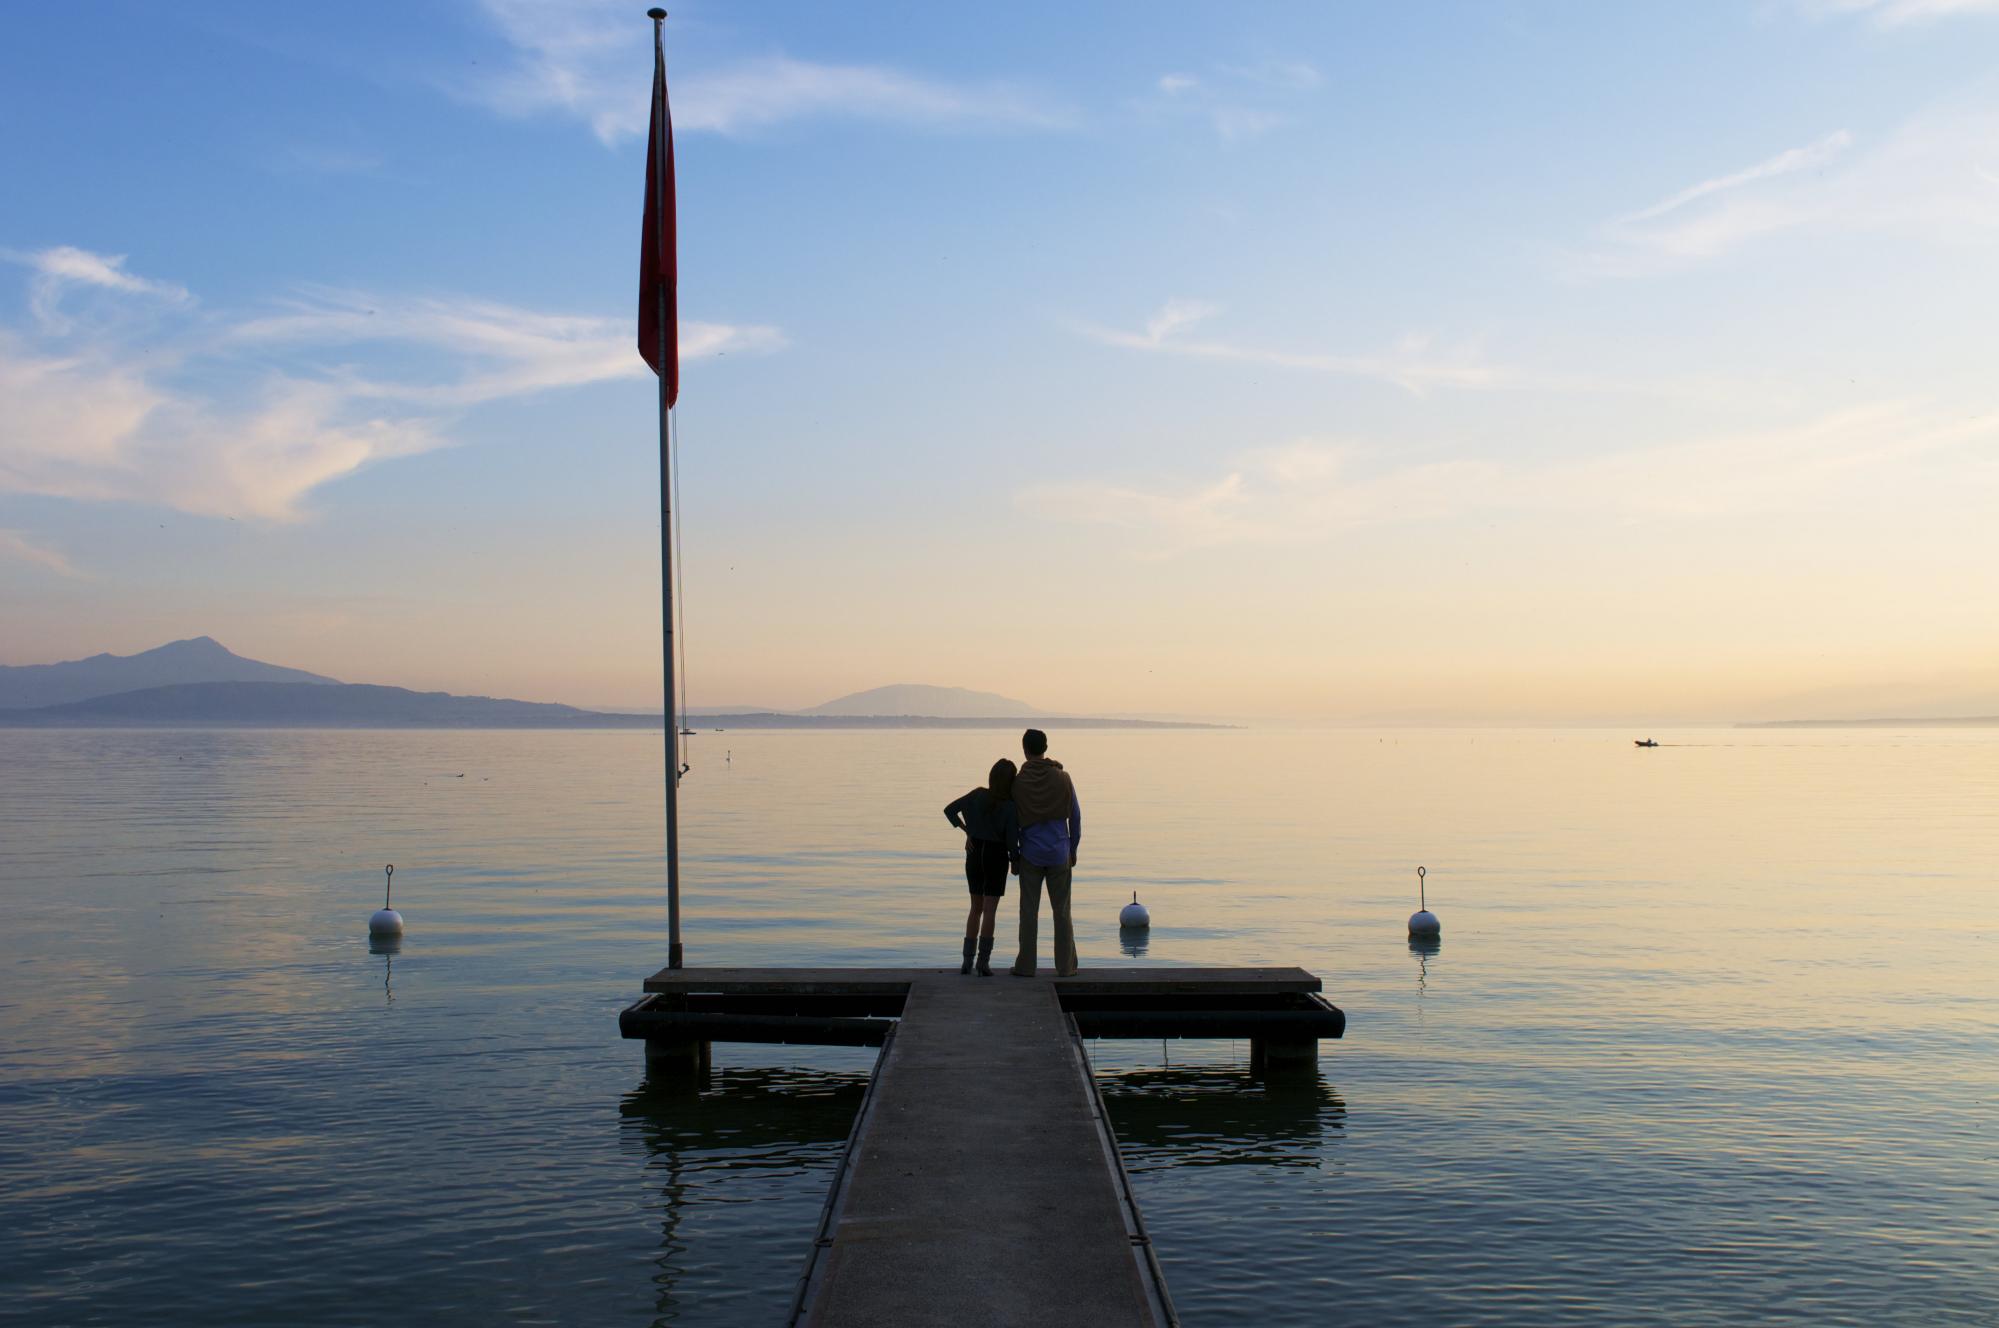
[[944, 789, 1019, 848]]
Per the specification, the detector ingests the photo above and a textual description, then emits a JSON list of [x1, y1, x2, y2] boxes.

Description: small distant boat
[[1634, 739, 1659, 748], [679, 727, 696, 736]]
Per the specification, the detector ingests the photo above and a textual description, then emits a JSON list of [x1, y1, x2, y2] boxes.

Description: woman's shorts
[[965, 838, 1009, 897]]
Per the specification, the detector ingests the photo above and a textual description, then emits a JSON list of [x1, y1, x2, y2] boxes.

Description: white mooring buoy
[[1408, 865, 1440, 937], [1119, 891, 1150, 928], [369, 863, 404, 937]]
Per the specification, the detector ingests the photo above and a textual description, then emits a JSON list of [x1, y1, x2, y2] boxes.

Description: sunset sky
[[3, 1, 1997, 721]]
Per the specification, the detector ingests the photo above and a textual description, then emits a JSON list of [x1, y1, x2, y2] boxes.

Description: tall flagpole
[[649, 6, 683, 970]]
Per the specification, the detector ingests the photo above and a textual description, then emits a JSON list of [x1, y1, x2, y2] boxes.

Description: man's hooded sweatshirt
[[1014, 756, 1080, 868]]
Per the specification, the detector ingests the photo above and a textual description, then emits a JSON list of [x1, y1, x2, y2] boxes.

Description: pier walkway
[[623, 967, 1343, 1327]]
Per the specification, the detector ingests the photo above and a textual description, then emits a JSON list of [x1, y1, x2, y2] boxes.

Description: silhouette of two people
[[945, 727, 1082, 977]]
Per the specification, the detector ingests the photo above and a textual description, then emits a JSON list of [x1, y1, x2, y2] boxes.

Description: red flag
[[638, 25, 677, 404]]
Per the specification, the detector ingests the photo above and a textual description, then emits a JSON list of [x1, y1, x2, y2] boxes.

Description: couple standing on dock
[[944, 728, 1081, 978]]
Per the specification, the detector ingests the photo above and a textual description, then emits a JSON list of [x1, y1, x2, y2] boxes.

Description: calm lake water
[[1, 726, 1994, 1325]]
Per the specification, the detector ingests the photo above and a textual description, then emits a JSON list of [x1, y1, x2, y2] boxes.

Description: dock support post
[[1250, 1035, 1317, 1077], [644, 1036, 711, 1078]]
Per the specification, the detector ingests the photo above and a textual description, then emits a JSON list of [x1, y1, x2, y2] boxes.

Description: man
[[1010, 728, 1081, 978]]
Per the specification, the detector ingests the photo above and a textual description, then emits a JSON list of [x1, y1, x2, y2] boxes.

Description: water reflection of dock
[[1098, 1066, 1347, 1168], [620, 967, 1345, 1326], [620, 1065, 871, 1324]]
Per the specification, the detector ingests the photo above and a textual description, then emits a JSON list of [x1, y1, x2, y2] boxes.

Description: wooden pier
[[622, 967, 1344, 1327]]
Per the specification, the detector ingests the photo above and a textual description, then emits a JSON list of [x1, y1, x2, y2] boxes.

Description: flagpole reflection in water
[[619, 1061, 875, 1323]]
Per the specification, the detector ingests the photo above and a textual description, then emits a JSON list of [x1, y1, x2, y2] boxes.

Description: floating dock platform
[[621, 967, 1345, 1327]]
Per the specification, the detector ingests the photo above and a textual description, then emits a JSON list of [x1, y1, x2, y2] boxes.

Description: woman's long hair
[[988, 758, 1017, 803]]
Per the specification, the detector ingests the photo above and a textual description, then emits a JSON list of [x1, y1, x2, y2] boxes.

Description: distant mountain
[[0, 681, 1223, 730], [0, 681, 660, 728], [0, 645, 1213, 729], [0, 637, 338, 710], [803, 684, 1043, 718]]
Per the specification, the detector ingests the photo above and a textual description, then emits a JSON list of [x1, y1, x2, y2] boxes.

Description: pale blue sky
[[3, 1, 1997, 720]]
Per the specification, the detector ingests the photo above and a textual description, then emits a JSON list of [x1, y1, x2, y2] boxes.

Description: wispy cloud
[[1805, 0, 1999, 25], [1139, 58, 1321, 141], [1218, 60, 1324, 92], [1578, 100, 1999, 273], [463, 0, 1069, 142], [1616, 130, 1853, 224], [676, 56, 1069, 136], [0, 528, 87, 578], [0, 247, 782, 521], [227, 291, 782, 407], [1208, 108, 1287, 141], [1, 333, 444, 522], [1132, 298, 1220, 346], [1024, 442, 1500, 555], [274, 145, 384, 176], [7, 244, 192, 332], [1076, 300, 1512, 392], [1024, 404, 1999, 555]]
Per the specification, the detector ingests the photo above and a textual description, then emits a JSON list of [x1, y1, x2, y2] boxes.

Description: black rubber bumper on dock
[[620, 992, 900, 1047], [624, 966, 1345, 1049]]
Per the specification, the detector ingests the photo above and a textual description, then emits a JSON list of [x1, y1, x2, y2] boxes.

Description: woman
[[944, 758, 1018, 976]]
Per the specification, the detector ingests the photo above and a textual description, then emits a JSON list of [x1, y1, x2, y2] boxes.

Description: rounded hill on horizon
[[801, 684, 1045, 719], [0, 681, 655, 728], [0, 636, 340, 710]]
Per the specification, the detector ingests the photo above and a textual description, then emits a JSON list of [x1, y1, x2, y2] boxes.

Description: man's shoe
[[960, 937, 976, 974]]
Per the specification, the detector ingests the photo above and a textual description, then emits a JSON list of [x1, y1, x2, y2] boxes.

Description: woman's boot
[[961, 936, 976, 974], [976, 937, 994, 976]]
